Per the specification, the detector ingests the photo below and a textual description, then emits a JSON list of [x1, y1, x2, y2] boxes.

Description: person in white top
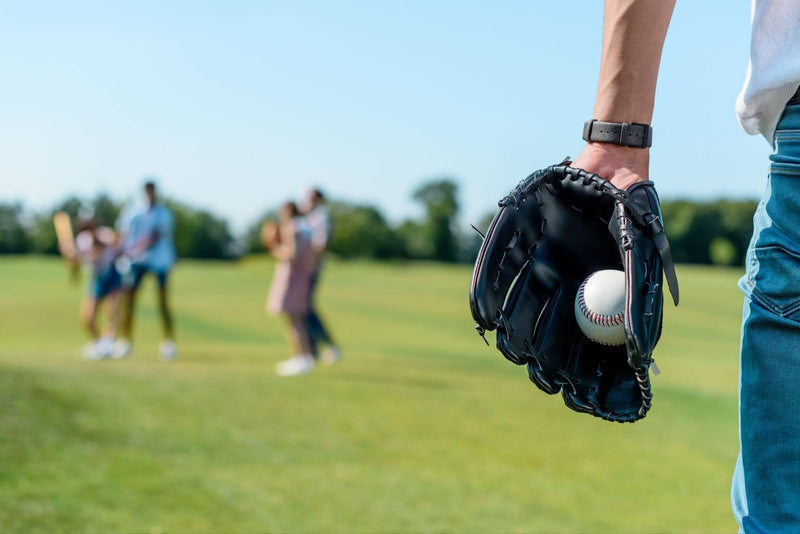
[[736, 0, 800, 143], [302, 189, 341, 365], [566, 1, 800, 530], [61, 217, 123, 360]]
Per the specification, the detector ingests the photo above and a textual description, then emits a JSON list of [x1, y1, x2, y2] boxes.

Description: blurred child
[[62, 217, 122, 359], [263, 202, 316, 376]]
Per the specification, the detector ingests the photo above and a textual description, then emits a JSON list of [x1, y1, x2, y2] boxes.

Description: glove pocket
[[744, 244, 800, 322]]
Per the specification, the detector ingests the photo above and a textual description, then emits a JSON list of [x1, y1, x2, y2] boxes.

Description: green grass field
[[0, 256, 743, 533]]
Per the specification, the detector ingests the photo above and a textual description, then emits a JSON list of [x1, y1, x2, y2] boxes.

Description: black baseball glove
[[469, 160, 679, 422]]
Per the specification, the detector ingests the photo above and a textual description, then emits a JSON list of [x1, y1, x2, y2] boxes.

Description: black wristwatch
[[582, 119, 653, 148]]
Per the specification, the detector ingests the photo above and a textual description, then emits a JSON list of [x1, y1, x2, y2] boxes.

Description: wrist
[[571, 142, 651, 190], [587, 142, 650, 180], [585, 142, 649, 170]]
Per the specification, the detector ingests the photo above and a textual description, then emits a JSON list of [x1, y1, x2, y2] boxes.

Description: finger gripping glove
[[469, 162, 679, 423]]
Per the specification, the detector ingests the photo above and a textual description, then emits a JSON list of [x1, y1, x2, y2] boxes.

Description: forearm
[[147, 230, 161, 249], [573, 0, 675, 188], [594, 0, 675, 124], [269, 244, 295, 261]]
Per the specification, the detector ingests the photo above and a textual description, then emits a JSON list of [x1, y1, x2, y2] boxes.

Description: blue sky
[[0, 1, 769, 231]]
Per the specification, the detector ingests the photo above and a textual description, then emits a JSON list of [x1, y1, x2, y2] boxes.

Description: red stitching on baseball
[[577, 281, 624, 330]]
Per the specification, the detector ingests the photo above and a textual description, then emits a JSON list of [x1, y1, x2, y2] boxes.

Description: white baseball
[[574, 269, 626, 346]]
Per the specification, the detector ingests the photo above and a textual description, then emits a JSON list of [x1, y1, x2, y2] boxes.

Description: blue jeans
[[305, 268, 334, 357], [732, 99, 800, 532]]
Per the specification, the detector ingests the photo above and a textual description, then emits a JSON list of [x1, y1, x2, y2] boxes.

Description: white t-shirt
[[76, 227, 117, 272], [305, 205, 331, 250], [736, 0, 800, 143]]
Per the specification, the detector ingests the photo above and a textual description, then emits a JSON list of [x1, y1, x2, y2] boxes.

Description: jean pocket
[[747, 245, 800, 320]]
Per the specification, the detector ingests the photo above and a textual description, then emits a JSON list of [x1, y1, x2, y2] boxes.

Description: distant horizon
[[0, 2, 770, 234]]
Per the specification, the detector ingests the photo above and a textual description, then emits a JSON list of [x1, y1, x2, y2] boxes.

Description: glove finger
[[495, 260, 554, 366], [525, 279, 579, 395], [509, 258, 581, 394], [470, 173, 545, 331]]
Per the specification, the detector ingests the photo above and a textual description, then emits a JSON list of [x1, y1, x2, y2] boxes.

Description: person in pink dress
[[263, 201, 316, 376]]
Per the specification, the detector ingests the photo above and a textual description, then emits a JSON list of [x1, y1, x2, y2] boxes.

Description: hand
[[261, 221, 281, 249], [570, 142, 650, 190]]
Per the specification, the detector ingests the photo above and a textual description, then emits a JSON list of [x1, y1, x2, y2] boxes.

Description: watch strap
[[582, 120, 653, 148]]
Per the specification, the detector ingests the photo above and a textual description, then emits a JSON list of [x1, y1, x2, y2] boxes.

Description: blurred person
[[115, 181, 177, 360], [302, 188, 341, 364], [564, 0, 800, 530], [263, 202, 316, 376], [60, 217, 122, 360]]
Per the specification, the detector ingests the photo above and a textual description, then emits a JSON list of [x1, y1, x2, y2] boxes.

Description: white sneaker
[[276, 354, 314, 376], [112, 339, 132, 359], [82, 341, 107, 360], [320, 347, 342, 366], [274, 357, 295, 374], [98, 336, 115, 358], [160, 339, 177, 361]]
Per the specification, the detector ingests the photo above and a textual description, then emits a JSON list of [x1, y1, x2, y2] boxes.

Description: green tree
[[165, 200, 236, 259], [0, 203, 30, 253], [242, 209, 278, 254], [395, 220, 430, 259], [458, 211, 495, 264], [328, 201, 406, 259], [709, 237, 737, 266], [661, 199, 757, 266], [410, 179, 459, 262], [716, 199, 758, 264], [90, 193, 122, 228]]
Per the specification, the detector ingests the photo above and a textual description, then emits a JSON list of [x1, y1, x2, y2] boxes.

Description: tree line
[[0, 194, 236, 259], [0, 182, 757, 267]]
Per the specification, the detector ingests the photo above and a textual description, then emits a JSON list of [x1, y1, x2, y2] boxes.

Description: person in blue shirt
[[115, 181, 177, 360]]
